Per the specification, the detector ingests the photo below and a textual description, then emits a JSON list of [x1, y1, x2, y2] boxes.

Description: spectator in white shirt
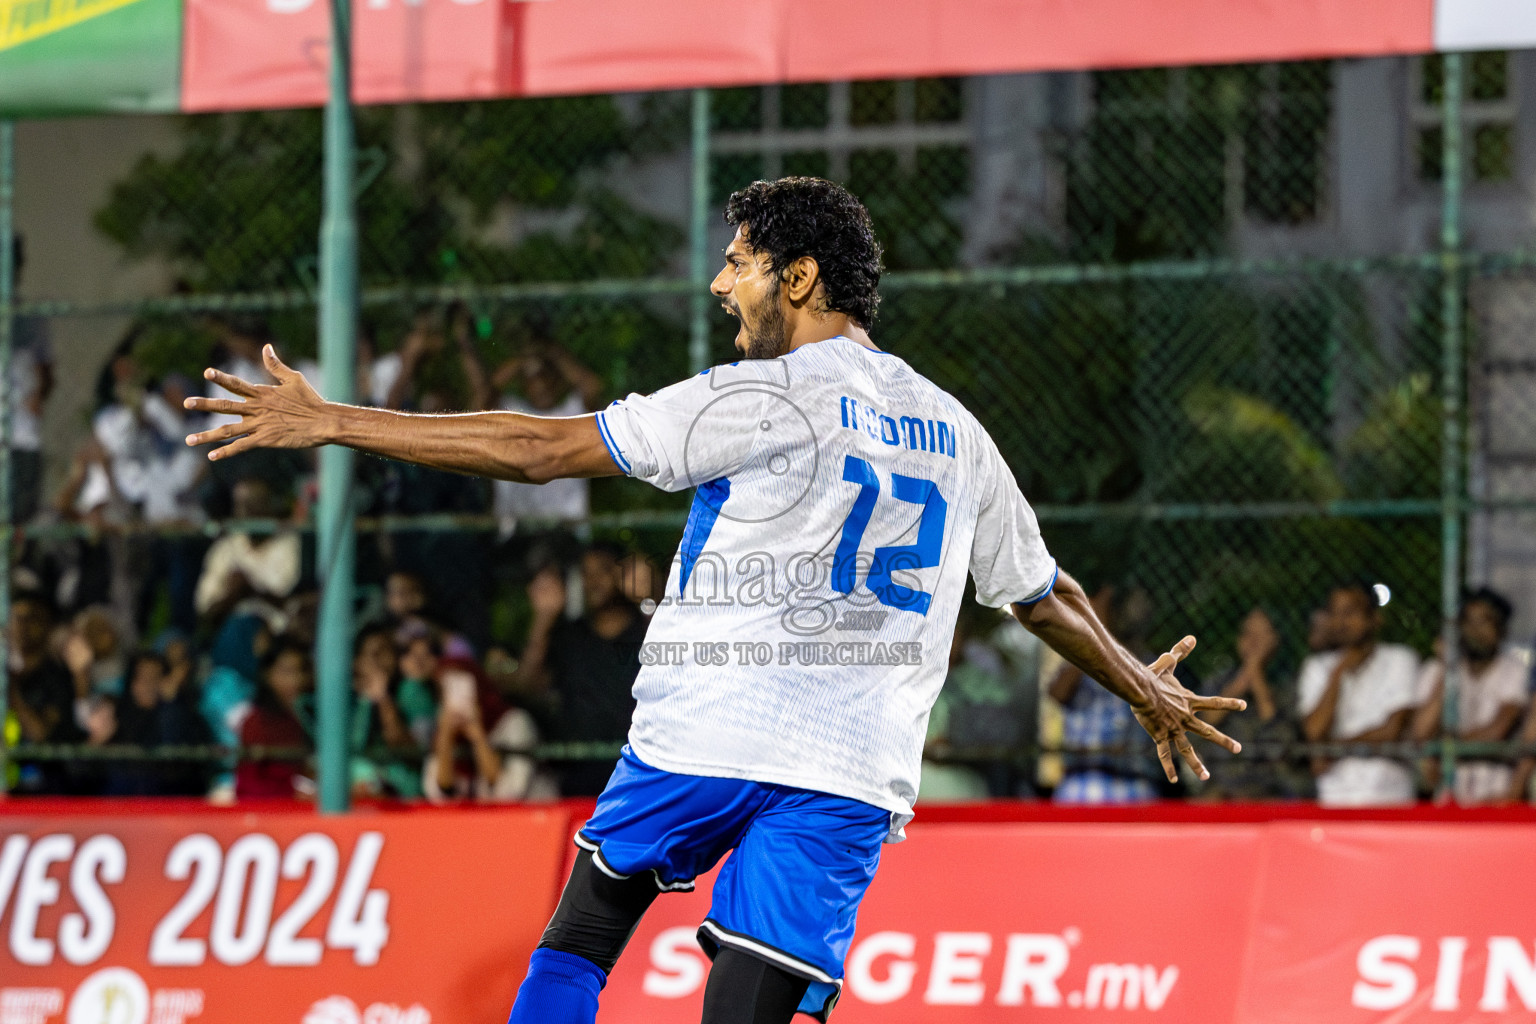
[[1409, 588, 1528, 805], [1299, 581, 1421, 807], [194, 477, 301, 629], [488, 321, 606, 529]]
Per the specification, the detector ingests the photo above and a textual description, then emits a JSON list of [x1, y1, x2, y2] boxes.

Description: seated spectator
[[86, 653, 210, 796], [414, 630, 554, 802], [195, 476, 301, 629], [396, 630, 443, 748], [51, 437, 129, 613], [1190, 607, 1311, 800], [515, 543, 648, 796], [986, 603, 1046, 797], [489, 322, 605, 530], [921, 600, 1010, 802], [196, 317, 314, 521], [1300, 581, 1421, 807], [1306, 603, 1338, 656], [1509, 677, 1536, 804], [382, 571, 434, 648], [235, 639, 314, 800], [1411, 588, 1529, 805], [9, 237, 53, 525], [294, 322, 402, 409], [91, 353, 204, 533], [1050, 586, 1171, 804], [61, 606, 128, 706], [127, 372, 209, 635], [7, 589, 81, 793], [369, 311, 493, 648], [155, 630, 198, 710], [349, 626, 422, 798], [200, 614, 269, 801]]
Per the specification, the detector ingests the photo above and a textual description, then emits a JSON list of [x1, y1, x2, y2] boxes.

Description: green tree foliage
[[95, 97, 692, 520], [95, 98, 685, 363]]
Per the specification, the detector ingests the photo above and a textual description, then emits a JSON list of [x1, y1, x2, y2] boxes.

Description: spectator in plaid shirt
[[1049, 586, 1174, 803]]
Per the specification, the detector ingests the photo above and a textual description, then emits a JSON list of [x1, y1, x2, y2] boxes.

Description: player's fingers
[[1175, 731, 1209, 781], [1190, 695, 1247, 713], [1155, 737, 1178, 784], [186, 421, 252, 448], [1185, 716, 1243, 755], [263, 343, 294, 382], [1167, 635, 1197, 665], [203, 367, 258, 397], [1147, 637, 1196, 676], [208, 434, 258, 462], [182, 396, 244, 416]]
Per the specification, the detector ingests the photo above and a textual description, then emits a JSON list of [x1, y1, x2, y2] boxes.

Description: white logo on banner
[[304, 997, 360, 1024], [642, 927, 1179, 1009], [67, 968, 150, 1024], [304, 997, 431, 1024], [0, 989, 64, 1024], [1355, 934, 1536, 1012]]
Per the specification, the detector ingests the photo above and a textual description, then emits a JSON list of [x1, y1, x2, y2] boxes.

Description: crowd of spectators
[[3, 306, 655, 803], [919, 579, 1536, 807], [4, 298, 1536, 808]]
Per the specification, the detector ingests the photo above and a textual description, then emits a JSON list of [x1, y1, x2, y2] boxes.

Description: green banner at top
[[0, 0, 181, 115]]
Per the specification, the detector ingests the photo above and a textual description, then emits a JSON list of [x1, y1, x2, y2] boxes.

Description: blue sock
[[507, 948, 606, 1024]]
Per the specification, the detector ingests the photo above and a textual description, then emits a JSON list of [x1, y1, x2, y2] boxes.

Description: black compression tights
[[700, 948, 811, 1024], [539, 850, 812, 1023]]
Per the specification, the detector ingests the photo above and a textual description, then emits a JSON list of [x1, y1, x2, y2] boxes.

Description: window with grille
[[707, 79, 969, 205], [1415, 52, 1516, 184]]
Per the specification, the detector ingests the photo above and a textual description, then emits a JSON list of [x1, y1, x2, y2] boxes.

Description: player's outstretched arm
[[1011, 570, 1245, 782], [184, 344, 621, 483]]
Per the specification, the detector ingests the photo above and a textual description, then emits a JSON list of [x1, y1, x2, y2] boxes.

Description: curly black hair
[[1462, 586, 1513, 631], [725, 177, 884, 328]]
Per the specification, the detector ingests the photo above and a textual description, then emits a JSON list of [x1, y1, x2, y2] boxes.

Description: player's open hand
[[183, 345, 332, 460], [1130, 636, 1246, 783]]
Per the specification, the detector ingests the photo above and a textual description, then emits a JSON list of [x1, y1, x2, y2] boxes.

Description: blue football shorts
[[577, 747, 893, 1021]]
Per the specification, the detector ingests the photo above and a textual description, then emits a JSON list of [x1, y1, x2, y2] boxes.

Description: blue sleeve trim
[[1012, 563, 1059, 608], [595, 412, 631, 474]]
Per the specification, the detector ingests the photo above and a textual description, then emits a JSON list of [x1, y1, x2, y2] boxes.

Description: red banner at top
[[183, 0, 516, 111], [183, 0, 1440, 112]]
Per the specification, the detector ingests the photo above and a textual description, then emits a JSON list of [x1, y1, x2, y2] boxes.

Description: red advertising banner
[[0, 805, 569, 1024], [180, 0, 1440, 114], [602, 822, 1263, 1022], [182, 0, 515, 112], [7, 802, 1536, 1024], [1236, 822, 1536, 1024], [602, 817, 1536, 1023]]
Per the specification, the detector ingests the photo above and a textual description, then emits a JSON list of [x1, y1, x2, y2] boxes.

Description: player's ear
[[783, 255, 820, 305]]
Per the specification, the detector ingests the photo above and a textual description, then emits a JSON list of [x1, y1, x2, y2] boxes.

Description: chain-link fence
[[3, 52, 1533, 801]]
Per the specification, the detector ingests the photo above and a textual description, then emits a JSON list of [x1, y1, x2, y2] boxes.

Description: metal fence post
[[317, 0, 358, 814], [689, 88, 712, 374], [0, 120, 13, 795], [1438, 52, 1465, 792]]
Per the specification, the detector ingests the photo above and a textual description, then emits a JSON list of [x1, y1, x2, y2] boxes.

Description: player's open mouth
[[723, 302, 746, 347]]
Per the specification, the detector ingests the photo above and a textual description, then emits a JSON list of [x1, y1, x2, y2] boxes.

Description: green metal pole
[[317, 0, 358, 814], [1438, 53, 1464, 794], [689, 88, 712, 374], [0, 121, 13, 795]]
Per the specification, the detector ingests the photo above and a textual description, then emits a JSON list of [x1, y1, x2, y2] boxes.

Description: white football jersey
[[597, 336, 1056, 836]]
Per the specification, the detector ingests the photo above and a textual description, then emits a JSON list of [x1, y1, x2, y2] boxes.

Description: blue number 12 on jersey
[[831, 455, 948, 615]]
